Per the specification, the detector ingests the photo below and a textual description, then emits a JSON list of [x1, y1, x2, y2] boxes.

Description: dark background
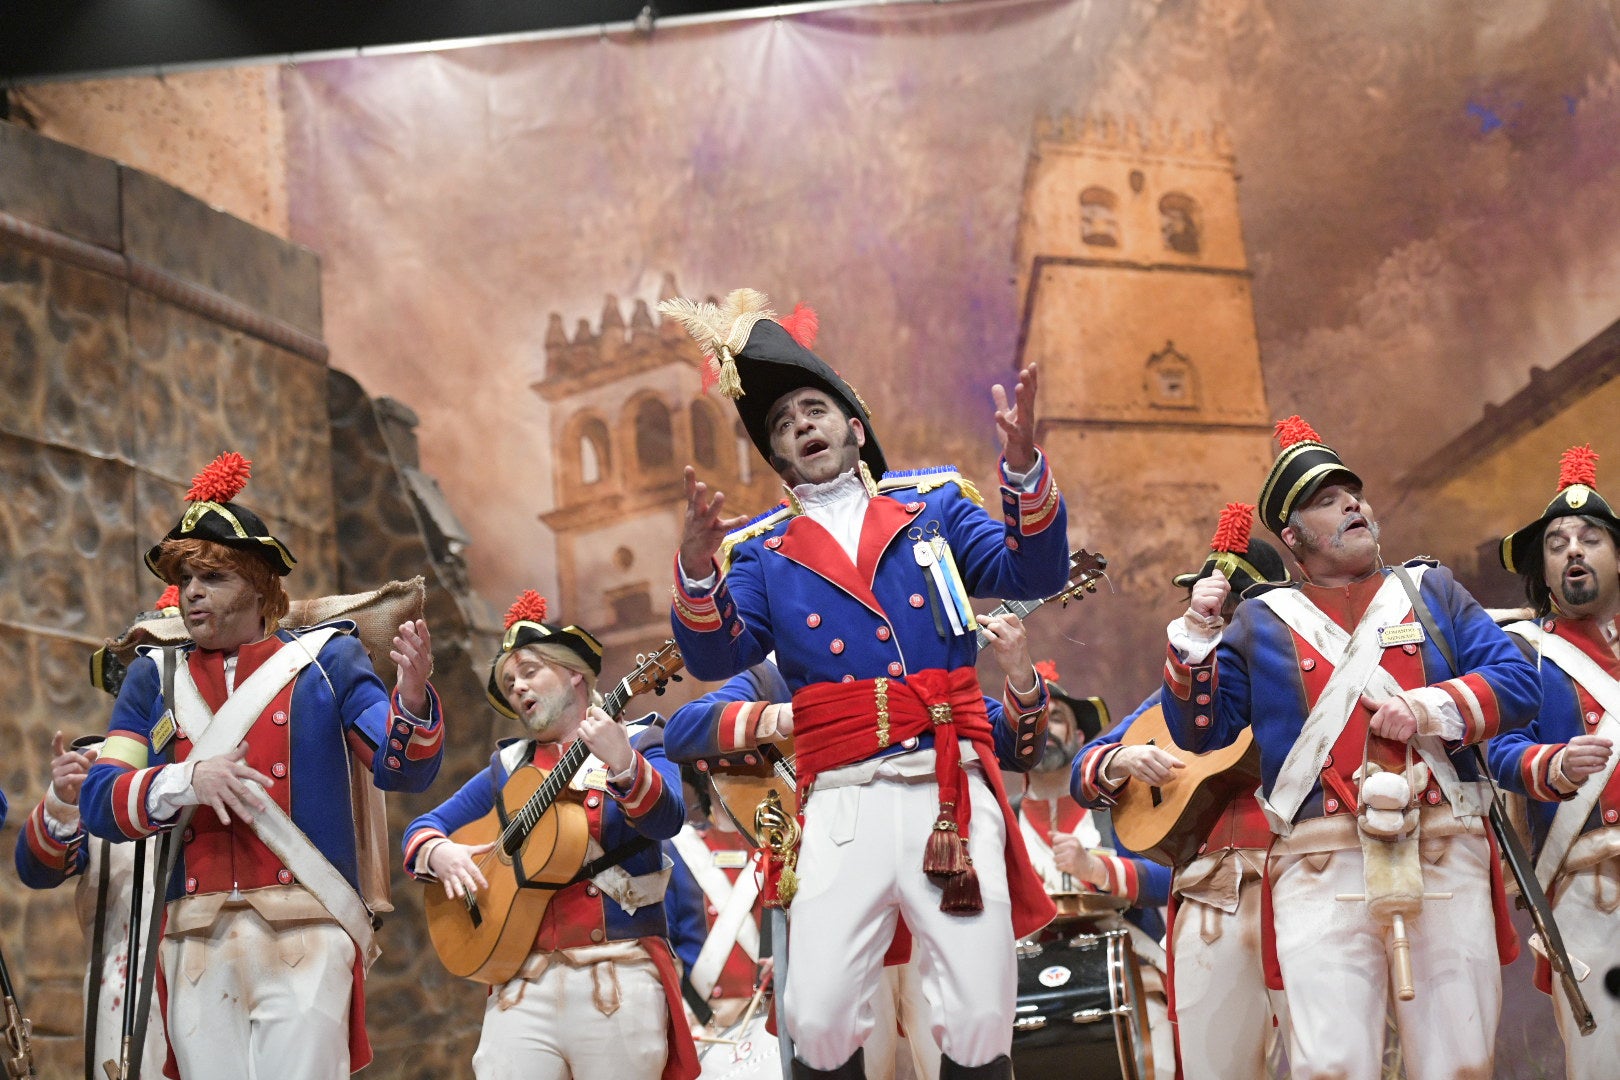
[[1, 0, 781, 81]]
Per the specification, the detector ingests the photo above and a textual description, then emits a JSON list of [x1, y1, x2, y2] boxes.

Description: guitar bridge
[[463, 893, 482, 928]]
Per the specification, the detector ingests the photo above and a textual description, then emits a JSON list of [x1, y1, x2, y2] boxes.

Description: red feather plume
[[1558, 444, 1600, 491], [155, 585, 181, 611], [700, 355, 720, 394], [1273, 416, 1321, 449], [185, 451, 252, 503], [1035, 659, 1061, 684], [777, 304, 819, 349], [504, 589, 549, 630], [1210, 502, 1256, 553]]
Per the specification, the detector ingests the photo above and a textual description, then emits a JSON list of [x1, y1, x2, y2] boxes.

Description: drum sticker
[[1038, 965, 1072, 988]]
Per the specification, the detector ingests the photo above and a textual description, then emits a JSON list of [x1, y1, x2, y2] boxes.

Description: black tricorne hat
[[1500, 444, 1620, 574], [486, 590, 605, 720], [145, 452, 296, 579], [1173, 503, 1291, 595], [1046, 684, 1108, 742], [659, 289, 888, 477], [1256, 416, 1362, 536]]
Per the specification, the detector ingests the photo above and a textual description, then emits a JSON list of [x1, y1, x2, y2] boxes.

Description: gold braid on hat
[[657, 288, 778, 399]]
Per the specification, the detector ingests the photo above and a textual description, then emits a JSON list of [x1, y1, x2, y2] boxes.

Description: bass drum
[[698, 1009, 779, 1080], [1012, 929, 1153, 1080]]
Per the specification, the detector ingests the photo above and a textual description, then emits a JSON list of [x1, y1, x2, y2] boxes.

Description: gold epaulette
[[719, 504, 799, 574], [876, 469, 984, 507]]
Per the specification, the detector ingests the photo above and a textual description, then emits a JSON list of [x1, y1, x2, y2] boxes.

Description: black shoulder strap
[[1392, 564, 1456, 676], [83, 840, 112, 1080]]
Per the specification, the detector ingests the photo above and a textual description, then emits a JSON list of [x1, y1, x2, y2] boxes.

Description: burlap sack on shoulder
[[93, 577, 427, 914]]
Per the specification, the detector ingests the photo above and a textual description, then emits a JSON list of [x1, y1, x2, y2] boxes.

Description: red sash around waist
[[792, 667, 1055, 938]]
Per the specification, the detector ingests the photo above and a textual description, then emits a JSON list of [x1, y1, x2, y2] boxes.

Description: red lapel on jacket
[[773, 497, 922, 615]]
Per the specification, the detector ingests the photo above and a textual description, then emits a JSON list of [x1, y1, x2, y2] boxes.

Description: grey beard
[[521, 690, 575, 736]]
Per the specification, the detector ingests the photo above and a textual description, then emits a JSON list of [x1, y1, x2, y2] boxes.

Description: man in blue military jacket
[[79, 452, 444, 1079], [1161, 418, 1538, 1080], [658, 288, 1070, 1080], [403, 591, 696, 1080], [1487, 444, 1620, 1078]]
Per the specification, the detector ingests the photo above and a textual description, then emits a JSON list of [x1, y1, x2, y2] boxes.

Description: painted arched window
[[690, 401, 720, 469], [1159, 193, 1201, 255], [1080, 187, 1119, 247], [634, 397, 674, 473], [578, 417, 611, 485]]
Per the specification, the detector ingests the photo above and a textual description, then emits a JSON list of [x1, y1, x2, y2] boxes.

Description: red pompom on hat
[[1034, 659, 1060, 684], [504, 589, 549, 630], [1210, 502, 1256, 554], [1558, 444, 1599, 491], [1501, 442, 1620, 575], [154, 585, 181, 612], [185, 451, 253, 503], [1273, 415, 1321, 449]]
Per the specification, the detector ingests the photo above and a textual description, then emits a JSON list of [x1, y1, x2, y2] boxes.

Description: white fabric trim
[[1506, 621, 1620, 889], [169, 629, 378, 968], [672, 825, 761, 998]]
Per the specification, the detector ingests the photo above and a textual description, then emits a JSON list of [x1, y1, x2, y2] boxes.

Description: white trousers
[[472, 950, 669, 1080], [1271, 832, 1499, 1080], [1550, 857, 1620, 1079], [1170, 876, 1287, 1080], [784, 769, 1015, 1070], [866, 960, 940, 1080], [161, 909, 356, 1080]]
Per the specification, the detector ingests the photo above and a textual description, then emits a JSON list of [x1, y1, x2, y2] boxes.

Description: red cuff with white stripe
[[402, 828, 448, 878], [1437, 673, 1500, 744], [1076, 744, 1125, 805], [1520, 743, 1572, 803], [1002, 451, 1061, 537], [1091, 853, 1140, 901], [398, 685, 445, 761], [109, 765, 164, 838], [1164, 643, 1198, 701], [718, 701, 766, 754], [24, 800, 79, 871], [608, 752, 665, 818]]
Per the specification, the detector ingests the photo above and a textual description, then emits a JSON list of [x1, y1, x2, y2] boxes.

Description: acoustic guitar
[[1107, 704, 1259, 867], [706, 550, 1110, 845], [425, 641, 684, 984]]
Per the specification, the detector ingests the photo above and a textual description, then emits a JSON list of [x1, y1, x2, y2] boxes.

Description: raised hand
[[679, 466, 750, 581], [1185, 569, 1230, 632], [578, 705, 635, 776], [49, 729, 98, 806], [391, 619, 433, 718], [992, 363, 1040, 474]]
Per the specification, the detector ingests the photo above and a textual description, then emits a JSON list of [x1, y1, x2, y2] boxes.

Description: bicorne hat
[[1034, 660, 1108, 741], [1173, 502, 1291, 594], [1500, 444, 1620, 574], [658, 289, 889, 477], [1256, 417, 1362, 536], [145, 452, 296, 579], [486, 590, 605, 719]]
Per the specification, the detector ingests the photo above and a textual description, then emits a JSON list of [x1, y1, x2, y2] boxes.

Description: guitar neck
[[973, 596, 1048, 647], [503, 677, 634, 853]]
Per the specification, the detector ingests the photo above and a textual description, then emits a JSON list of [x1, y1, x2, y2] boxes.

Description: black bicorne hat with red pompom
[[1256, 416, 1363, 536], [1500, 444, 1620, 574], [658, 288, 889, 477], [485, 590, 606, 719], [1032, 659, 1108, 742], [144, 452, 296, 579], [1173, 502, 1291, 594]]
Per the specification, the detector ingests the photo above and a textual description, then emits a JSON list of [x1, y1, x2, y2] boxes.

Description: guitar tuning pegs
[[655, 686, 666, 695], [672, 673, 683, 682]]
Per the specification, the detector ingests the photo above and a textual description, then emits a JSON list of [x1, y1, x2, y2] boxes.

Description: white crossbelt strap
[[173, 628, 379, 968], [1255, 568, 1475, 834], [1506, 622, 1620, 890], [672, 825, 760, 998]]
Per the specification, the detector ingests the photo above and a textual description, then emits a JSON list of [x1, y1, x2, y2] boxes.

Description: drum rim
[[1105, 931, 1153, 1080]]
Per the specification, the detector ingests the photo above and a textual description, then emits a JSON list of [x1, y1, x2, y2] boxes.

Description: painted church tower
[[1014, 113, 1274, 593], [534, 274, 782, 671]]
